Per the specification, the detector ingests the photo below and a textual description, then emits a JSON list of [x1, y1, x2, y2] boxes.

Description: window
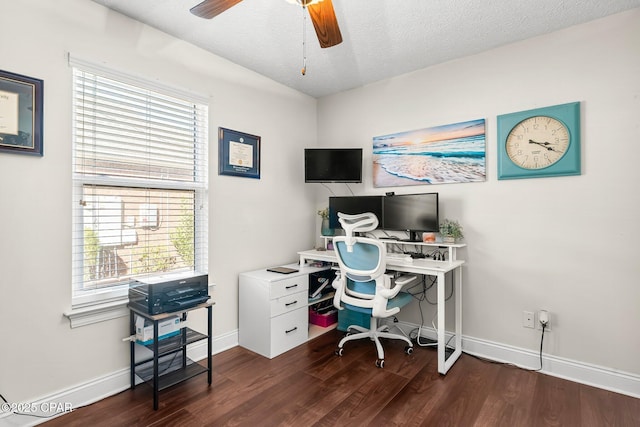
[[71, 59, 208, 308]]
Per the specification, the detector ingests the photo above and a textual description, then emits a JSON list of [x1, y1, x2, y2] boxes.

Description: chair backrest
[[334, 210, 385, 288], [333, 236, 386, 284], [336, 212, 378, 252], [333, 236, 403, 318]]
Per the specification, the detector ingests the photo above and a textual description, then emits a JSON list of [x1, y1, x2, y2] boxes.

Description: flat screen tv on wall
[[304, 148, 363, 183]]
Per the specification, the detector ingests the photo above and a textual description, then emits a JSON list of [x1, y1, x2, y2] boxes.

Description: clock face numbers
[[505, 116, 570, 170]]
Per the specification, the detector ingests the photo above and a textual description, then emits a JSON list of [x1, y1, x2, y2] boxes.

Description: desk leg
[[440, 266, 463, 374], [437, 271, 446, 374], [207, 305, 212, 385], [454, 265, 462, 356], [153, 320, 159, 410]]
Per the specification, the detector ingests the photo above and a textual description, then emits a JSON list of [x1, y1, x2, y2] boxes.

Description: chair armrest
[[394, 275, 417, 287], [332, 275, 345, 310], [377, 274, 402, 300]]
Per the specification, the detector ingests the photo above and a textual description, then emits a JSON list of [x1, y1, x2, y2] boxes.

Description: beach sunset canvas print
[[373, 119, 486, 187]]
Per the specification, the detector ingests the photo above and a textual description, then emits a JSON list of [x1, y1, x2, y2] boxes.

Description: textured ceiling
[[90, 0, 640, 98]]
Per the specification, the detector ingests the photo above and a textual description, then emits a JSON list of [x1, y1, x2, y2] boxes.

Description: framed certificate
[[0, 70, 43, 156], [218, 127, 261, 179]]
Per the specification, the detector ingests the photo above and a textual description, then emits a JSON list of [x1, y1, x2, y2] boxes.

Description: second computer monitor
[[328, 193, 439, 239], [383, 193, 439, 241]]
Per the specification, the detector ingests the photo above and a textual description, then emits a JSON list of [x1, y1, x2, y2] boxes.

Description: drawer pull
[[285, 327, 298, 334], [285, 284, 298, 290], [285, 300, 298, 307]]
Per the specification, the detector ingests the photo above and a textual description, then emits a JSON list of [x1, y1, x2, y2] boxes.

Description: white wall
[[316, 10, 640, 375], [0, 0, 317, 402]]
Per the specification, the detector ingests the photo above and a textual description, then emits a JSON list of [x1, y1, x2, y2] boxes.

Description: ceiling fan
[[190, 0, 343, 49]]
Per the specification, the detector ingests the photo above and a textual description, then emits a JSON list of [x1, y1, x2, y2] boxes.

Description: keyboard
[[385, 253, 412, 263]]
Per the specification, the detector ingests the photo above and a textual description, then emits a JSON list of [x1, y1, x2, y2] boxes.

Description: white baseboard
[[0, 329, 239, 427], [3, 324, 638, 426], [390, 320, 640, 399], [462, 334, 640, 399]]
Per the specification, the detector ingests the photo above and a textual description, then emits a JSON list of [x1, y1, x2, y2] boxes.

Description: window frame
[[67, 56, 209, 325]]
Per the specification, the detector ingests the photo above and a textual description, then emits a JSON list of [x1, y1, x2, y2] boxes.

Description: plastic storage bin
[[309, 307, 338, 327]]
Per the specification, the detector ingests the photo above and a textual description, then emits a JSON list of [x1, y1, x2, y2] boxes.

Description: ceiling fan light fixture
[[191, 0, 341, 50]]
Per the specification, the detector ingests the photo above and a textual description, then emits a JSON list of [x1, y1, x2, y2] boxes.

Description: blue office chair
[[332, 212, 414, 368]]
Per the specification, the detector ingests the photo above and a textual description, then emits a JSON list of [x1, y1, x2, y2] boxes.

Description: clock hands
[[529, 139, 559, 152]]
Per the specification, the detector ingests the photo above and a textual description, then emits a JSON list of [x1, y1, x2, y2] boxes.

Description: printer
[[129, 272, 209, 315]]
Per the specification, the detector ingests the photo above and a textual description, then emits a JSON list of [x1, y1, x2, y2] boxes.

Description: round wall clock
[[497, 102, 580, 180]]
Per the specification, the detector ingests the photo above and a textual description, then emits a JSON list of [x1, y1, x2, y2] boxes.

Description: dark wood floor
[[44, 329, 639, 426]]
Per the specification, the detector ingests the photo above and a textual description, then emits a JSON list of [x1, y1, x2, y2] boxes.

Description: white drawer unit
[[239, 264, 330, 358]]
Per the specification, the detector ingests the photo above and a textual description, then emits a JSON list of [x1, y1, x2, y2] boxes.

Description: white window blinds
[[71, 63, 208, 302]]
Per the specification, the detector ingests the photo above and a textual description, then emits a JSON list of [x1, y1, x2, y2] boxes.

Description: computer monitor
[[304, 148, 363, 183], [383, 193, 439, 241], [328, 196, 384, 229]]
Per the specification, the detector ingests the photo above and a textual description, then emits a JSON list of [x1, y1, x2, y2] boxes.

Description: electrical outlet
[[537, 310, 551, 331], [522, 311, 535, 328]]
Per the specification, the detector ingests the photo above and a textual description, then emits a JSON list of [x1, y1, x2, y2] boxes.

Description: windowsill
[[64, 297, 130, 328], [64, 285, 130, 328]]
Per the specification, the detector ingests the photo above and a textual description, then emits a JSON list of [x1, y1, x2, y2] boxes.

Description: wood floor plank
[[42, 329, 640, 427], [373, 358, 450, 426], [304, 337, 373, 381], [197, 371, 317, 426], [472, 395, 523, 427], [147, 408, 201, 426], [380, 340, 436, 379], [530, 373, 582, 426], [313, 369, 408, 426], [471, 363, 538, 426], [298, 359, 389, 423], [579, 382, 640, 427]]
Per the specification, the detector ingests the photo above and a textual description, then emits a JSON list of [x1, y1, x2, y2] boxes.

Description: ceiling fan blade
[[190, 0, 243, 19], [308, 0, 343, 48]]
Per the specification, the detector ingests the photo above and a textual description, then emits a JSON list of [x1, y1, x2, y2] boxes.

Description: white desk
[[298, 244, 464, 375]]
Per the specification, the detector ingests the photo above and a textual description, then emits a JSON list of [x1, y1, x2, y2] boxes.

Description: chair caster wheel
[[375, 359, 384, 368], [335, 347, 344, 357], [405, 346, 414, 355]]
